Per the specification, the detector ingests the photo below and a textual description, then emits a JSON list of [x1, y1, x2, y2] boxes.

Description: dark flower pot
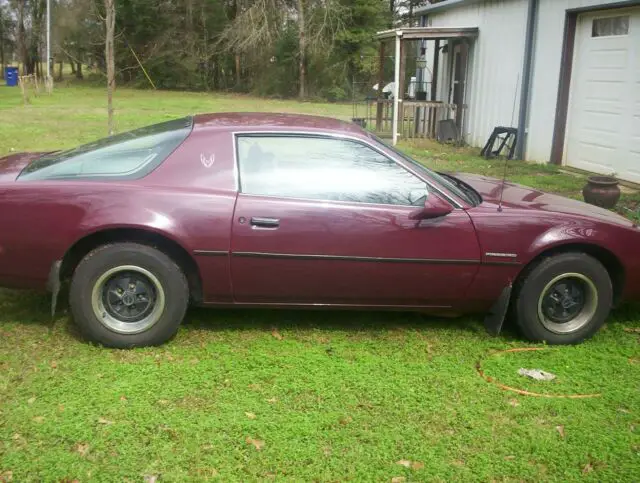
[[582, 176, 621, 209]]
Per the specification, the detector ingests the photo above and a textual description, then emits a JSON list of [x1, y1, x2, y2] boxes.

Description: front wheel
[[513, 253, 613, 345], [69, 243, 189, 348]]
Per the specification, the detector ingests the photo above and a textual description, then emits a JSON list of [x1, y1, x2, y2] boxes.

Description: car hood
[[0, 152, 51, 183], [454, 172, 634, 227]]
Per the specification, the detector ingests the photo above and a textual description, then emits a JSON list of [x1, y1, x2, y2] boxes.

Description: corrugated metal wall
[[426, 0, 529, 148], [422, 0, 634, 162]]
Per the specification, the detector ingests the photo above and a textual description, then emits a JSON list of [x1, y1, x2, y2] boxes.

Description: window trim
[[232, 131, 464, 209]]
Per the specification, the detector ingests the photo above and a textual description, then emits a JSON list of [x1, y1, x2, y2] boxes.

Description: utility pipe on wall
[[515, 0, 539, 160]]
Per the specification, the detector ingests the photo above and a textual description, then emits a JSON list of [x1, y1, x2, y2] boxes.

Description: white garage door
[[566, 7, 640, 184]]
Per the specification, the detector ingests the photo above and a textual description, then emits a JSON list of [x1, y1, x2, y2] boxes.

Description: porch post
[[376, 41, 385, 131], [392, 31, 401, 145]]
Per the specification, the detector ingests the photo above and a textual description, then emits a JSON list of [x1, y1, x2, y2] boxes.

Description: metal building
[[413, 0, 640, 184]]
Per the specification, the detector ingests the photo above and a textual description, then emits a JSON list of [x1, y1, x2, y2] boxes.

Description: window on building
[[592, 16, 629, 37]]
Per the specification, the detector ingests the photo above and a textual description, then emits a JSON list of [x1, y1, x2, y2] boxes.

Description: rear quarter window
[[19, 117, 193, 181]]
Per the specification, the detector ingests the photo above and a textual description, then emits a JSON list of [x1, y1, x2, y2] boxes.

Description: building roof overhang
[[375, 26, 479, 41]]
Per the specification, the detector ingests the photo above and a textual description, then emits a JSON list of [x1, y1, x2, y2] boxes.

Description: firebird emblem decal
[[200, 153, 215, 168]]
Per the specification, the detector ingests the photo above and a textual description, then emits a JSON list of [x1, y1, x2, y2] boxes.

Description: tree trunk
[[0, 33, 4, 74], [57, 61, 63, 80], [75, 62, 83, 79], [70, 60, 76, 74], [235, 54, 241, 87], [0, 9, 4, 74], [297, 0, 306, 99], [17, 0, 27, 75], [105, 0, 116, 135]]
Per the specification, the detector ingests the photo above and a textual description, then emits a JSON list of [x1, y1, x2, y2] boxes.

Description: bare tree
[[296, 0, 305, 99], [218, 0, 345, 99], [105, 0, 115, 135]]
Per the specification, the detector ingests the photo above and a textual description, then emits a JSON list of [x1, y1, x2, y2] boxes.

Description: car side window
[[236, 135, 428, 206], [19, 117, 193, 181]]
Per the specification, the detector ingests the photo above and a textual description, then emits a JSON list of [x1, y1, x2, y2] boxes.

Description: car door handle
[[250, 217, 280, 229]]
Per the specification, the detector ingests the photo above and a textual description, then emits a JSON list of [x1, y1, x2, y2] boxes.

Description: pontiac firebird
[[0, 113, 638, 348]]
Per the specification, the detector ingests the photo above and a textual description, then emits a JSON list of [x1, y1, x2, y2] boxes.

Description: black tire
[[513, 252, 613, 345], [69, 243, 189, 348]]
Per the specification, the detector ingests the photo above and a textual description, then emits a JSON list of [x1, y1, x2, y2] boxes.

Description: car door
[[230, 133, 481, 308]]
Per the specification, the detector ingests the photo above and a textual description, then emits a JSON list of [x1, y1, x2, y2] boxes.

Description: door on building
[[450, 41, 469, 132], [565, 7, 640, 183]]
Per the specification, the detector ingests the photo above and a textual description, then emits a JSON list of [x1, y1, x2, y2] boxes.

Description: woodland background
[[0, 0, 449, 100]]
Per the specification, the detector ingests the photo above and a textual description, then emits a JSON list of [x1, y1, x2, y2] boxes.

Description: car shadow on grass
[[182, 305, 525, 343], [2, 288, 637, 345]]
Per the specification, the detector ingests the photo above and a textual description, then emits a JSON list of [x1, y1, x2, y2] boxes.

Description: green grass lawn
[[0, 84, 639, 482]]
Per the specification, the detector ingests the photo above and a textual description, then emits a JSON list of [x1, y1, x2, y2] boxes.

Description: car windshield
[[367, 133, 479, 206], [19, 117, 193, 181]]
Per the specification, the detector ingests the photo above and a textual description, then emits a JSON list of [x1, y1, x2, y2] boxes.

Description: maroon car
[[0, 113, 638, 347]]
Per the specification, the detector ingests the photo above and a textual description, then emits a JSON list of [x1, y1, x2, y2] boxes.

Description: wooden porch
[[371, 26, 478, 145]]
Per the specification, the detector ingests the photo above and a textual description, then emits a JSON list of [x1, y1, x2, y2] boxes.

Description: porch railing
[[358, 99, 465, 141]]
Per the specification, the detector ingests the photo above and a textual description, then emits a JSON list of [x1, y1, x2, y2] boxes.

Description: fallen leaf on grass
[[508, 399, 520, 407], [582, 462, 593, 474], [246, 437, 265, 451], [396, 460, 424, 470], [339, 416, 353, 426], [119, 395, 127, 402], [98, 417, 114, 425], [196, 467, 219, 478], [74, 443, 90, 457], [0, 470, 13, 482], [27, 397, 36, 405], [50, 361, 58, 369], [623, 327, 640, 333], [143, 475, 159, 483], [245, 412, 257, 420], [271, 328, 283, 340], [391, 477, 406, 483], [32, 416, 44, 424], [266, 397, 277, 404], [556, 425, 565, 439], [504, 455, 515, 461]]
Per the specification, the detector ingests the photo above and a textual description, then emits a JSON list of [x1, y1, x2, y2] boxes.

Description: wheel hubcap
[[537, 273, 598, 334], [91, 265, 165, 334]]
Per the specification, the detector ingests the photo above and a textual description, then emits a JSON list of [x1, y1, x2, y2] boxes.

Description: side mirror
[[409, 195, 453, 220]]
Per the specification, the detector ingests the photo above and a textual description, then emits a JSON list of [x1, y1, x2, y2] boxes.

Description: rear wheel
[[69, 243, 189, 348], [514, 253, 613, 344]]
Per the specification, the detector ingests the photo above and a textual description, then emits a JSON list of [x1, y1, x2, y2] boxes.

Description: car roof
[[192, 112, 366, 136]]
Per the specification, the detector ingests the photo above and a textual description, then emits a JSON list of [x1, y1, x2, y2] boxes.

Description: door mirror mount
[[409, 195, 453, 220]]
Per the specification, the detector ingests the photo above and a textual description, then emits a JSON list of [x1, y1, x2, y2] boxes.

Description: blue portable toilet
[[4, 67, 19, 87]]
